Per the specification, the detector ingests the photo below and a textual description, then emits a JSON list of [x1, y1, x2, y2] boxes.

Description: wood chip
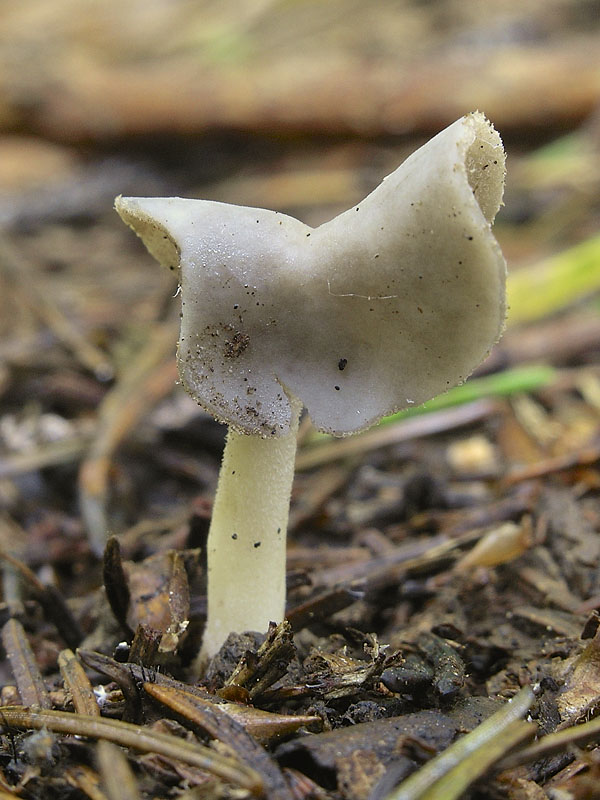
[[58, 648, 100, 717]]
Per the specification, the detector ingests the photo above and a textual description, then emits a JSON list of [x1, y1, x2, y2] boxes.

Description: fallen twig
[[78, 322, 177, 555], [1, 619, 51, 709], [58, 649, 100, 717], [0, 706, 263, 795], [96, 740, 142, 800]]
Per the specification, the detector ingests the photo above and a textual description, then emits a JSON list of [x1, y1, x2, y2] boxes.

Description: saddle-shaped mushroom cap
[[116, 111, 506, 439]]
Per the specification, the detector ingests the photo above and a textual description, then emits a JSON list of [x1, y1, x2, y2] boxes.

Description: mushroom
[[115, 111, 506, 666]]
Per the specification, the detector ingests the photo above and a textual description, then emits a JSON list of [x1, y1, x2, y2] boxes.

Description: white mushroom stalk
[[115, 111, 507, 665]]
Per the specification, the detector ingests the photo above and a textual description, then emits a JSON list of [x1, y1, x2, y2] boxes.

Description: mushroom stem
[[198, 396, 303, 666]]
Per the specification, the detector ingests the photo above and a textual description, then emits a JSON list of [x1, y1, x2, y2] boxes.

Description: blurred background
[[0, 0, 599, 562]]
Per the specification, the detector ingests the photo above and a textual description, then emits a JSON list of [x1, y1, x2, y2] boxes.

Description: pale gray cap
[[116, 112, 506, 437]]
